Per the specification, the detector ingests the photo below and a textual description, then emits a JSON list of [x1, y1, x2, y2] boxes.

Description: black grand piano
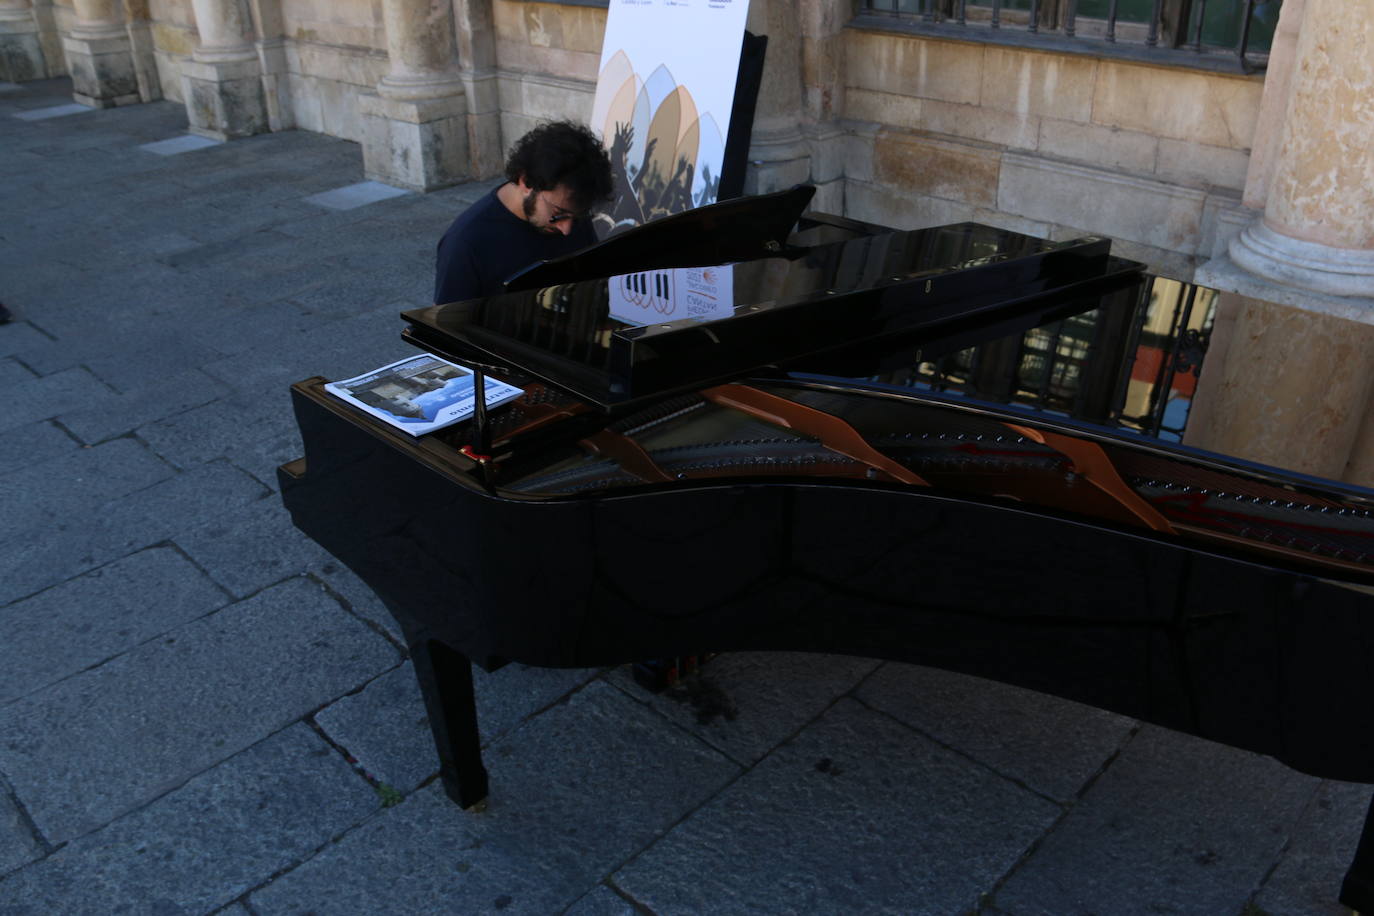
[[278, 186, 1374, 910]]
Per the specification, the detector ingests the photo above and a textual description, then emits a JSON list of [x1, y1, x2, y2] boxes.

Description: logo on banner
[[608, 265, 736, 327]]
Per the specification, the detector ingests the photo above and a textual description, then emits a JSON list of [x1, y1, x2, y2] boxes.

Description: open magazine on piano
[[324, 353, 523, 437]]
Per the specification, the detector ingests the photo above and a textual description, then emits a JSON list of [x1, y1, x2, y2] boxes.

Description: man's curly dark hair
[[504, 121, 613, 214]]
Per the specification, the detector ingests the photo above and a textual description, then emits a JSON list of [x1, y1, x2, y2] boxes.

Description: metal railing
[[858, 0, 1277, 72]]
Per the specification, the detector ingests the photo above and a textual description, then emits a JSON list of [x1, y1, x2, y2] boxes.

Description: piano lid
[[402, 218, 1141, 411], [501, 184, 818, 292]]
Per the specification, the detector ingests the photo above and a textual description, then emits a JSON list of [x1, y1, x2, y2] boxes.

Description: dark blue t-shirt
[[433, 185, 598, 304]]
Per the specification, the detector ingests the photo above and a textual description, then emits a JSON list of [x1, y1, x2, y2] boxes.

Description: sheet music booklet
[[325, 353, 523, 437]]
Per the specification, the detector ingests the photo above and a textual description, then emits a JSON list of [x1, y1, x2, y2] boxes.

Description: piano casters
[[462, 369, 496, 489], [1344, 796, 1374, 914], [409, 638, 490, 809]]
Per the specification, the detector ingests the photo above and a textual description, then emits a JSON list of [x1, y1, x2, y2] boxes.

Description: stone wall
[[491, 1, 603, 159], [278, 0, 385, 141], [13, 0, 1267, 276], [148, 0, 195, 103], [838, 27, 1264, 278]]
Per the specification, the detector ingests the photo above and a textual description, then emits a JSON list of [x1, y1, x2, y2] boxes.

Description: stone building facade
[[1, 0, 1369, 484]]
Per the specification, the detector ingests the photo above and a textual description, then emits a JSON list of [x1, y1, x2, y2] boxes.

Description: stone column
[[65, 0, 139, 107], [0, 0, 46, 82], [245, 0, 293, 131], [450, 0, 502, 179], [1228, 0, 1374, 298], [182, 0, 268, 139], [123, 0, 161, 103], [359, 0, 471, 190], [798, 0, 847, 213], [742, 0, 811, 199], [1188, 0, 1374, 487]]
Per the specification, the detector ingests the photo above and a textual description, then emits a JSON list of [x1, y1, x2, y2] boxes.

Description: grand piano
[[278, 186, 1374, 910]]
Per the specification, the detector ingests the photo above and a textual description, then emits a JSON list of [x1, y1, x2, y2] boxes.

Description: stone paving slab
[[313, 560, 405, 645], [0, 724, 376, 915], [139, 134, 223, 156], [226, 300, 425, 384], [0, 321, 49, 359], [313, 661, 601, 794], [0, 436, 173, 532], [82, 337, 232, 394], [1256, 779, 1374, 916], [179, 299, 326, 362], [0, 420, 79, 477], [562, 885, 640, 916], [0, 462, 268, 606], [8, 314, 191, 377], [608, 651, 880, 766], [0, 366, 114, 433], [0, 788, 43, 877], [56, 368, 229, 444], [613, 697, 1061, 915], [176, 496, 337, 599], [305, 180, 411, 211], [137, 387, 301, 470], [0, 357, 34, 386], [0, 576, 397, 843], [0, 545, 228, 705], [250, 681, 741, 915], [855, 662, 1136, 802], [992, 725, 1320, 915], [12, 102, 91, 121], [224, 428, 307, 493]]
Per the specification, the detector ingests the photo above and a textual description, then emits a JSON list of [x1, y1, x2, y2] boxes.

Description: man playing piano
[[434, 121, 613, 305]]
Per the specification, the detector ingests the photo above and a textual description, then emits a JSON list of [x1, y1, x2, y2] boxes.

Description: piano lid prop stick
[[462, 370, 496, 487]]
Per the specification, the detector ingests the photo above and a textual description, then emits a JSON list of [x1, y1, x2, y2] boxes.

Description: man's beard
[[521, 189, 561, 234]]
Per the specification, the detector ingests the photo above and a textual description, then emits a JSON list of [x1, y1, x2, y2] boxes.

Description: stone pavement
[[0, 77, 1367, 916]]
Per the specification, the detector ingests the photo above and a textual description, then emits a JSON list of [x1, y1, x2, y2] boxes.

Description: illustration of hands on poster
[[590, 0, 750, 237]]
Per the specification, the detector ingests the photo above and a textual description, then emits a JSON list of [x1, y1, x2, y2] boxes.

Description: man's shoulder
[[453, 186, 509, 225]]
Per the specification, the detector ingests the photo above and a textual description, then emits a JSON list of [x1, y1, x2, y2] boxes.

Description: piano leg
[[409, 638, 490, 809], [1343, 795, 1374, 913]]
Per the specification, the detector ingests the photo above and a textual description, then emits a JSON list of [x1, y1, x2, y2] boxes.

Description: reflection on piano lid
[[402, 220, 1129, 408], [501, 184, 818, 292]]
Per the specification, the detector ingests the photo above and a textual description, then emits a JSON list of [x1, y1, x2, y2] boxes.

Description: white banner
[[591, 0, 750, 235]]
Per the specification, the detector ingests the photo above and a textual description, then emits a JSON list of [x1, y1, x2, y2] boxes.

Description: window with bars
[[858, 0, 1280, 71]]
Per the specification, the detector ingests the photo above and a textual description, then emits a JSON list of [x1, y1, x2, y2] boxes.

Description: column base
[[459, 70, 503, 180], [0, 18, 45, 83], [1181, 288, 1374, 484], [62, 32, 139, 108], [742, 125, 812, 196], [256, 38, 294, 132], [1229, 220, 1374, 299], [181, 54, 267, 140], [126, 20, 162, 104], [1188, 253, 1374, 485], [359, 90, 471, 192]]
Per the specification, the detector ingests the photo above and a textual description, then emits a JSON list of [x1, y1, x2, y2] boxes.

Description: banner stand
[[718, 30, 767, 202]]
